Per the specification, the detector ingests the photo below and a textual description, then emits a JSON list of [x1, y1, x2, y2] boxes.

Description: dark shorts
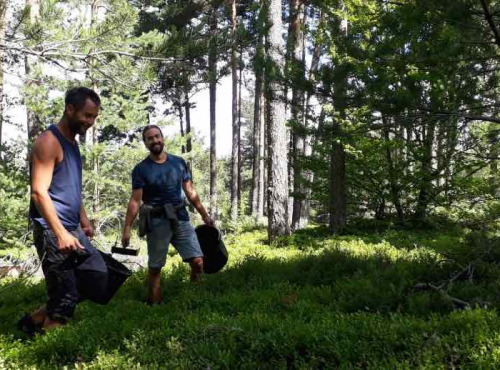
[[33, 223, 109, 323]]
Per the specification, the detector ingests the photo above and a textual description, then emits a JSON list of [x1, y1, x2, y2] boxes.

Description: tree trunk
[[382, 115, 404, 221], [488, 122, 499, 196], [375, 198, 386, 220], [184, 89, 193, 176], [266, 0, 290, 241], [404, 111, 414, 212], [91, 81, 99, 216], [329, 123, 346, 233], [230, 0, 239, 221], [490, 144, 498, 196], [209, 9, 218, 218], [92, 121, 99, 215], [25, 0, 41, 147], [258, 5, 267, 220], [480, 0, 500, 50], [444, 115, 459, 205], [259, 92, 266, 218], [251, 31, 265, 218], [81, 1, 99, 147], [263, 93, 268, 217], [301, 10, 323, 227], [178, 99, 185, 154], [238, 46, 243, 213], [289, 0, 307, 231], [88, 2, 100, 217], [329, 76, 347, 233], [414, 116, 436, 220], [0, 1, 6, 162]]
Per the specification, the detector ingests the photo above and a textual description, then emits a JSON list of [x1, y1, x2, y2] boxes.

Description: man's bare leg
[[19, 305, 63, 335], [148, 268, 162, 304], [29, 305, 47, 326], [31, 306, 65, 330], [43, 317, 64, 330], [189, 257, 204, 282]]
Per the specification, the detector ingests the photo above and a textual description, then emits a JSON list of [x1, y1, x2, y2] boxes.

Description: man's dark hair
[[65, 87, 101, 111], [142, 125, 163, 141]]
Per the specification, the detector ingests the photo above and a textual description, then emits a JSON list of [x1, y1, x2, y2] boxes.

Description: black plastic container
[[195, 225, 228, 274], [98, 251, 133, 304]]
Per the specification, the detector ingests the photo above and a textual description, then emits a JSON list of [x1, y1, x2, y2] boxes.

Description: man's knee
[[189, 257, 203, 273]]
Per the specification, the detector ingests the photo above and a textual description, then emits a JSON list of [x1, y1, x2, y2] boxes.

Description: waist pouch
[[138, 203, 184, 237]]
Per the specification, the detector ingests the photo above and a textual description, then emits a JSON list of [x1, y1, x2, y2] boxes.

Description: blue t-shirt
[[132, 154, 191, 221]]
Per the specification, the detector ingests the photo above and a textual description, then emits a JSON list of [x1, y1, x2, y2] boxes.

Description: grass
[[1, 222, 500, 368]]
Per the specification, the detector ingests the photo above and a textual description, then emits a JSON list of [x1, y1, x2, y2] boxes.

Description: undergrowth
[[1, 222, 500, 369]]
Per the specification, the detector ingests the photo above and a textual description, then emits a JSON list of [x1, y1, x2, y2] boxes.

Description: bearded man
[[121, 125, 213, 305], [18, 87, 109, 335]]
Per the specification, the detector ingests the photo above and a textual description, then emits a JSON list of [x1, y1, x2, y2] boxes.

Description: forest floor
[[1, 220, 500, 369]]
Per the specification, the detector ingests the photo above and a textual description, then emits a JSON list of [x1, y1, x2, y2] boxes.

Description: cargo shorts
[[146, 217, 203, 270]]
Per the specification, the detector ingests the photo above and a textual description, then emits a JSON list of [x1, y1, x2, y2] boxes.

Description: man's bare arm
[[80, 206, 94, 238], [31, 132, 83, 251], [182, 180, 214, 225], [121, 188, 142, 246]]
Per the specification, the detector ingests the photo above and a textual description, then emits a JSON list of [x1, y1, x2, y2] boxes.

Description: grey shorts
[[146, 218, 203, 269]]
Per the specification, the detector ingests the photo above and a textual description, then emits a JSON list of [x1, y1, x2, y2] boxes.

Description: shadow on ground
[[1, 225, 499, 369]]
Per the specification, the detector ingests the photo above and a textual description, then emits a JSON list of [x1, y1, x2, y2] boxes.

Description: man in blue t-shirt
[[122, 125, 214, 305]]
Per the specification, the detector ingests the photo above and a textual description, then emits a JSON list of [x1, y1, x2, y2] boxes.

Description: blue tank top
[[30, 125, 83, 230]]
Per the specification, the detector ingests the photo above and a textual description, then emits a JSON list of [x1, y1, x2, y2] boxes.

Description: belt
[[150, 207, 166, 218]]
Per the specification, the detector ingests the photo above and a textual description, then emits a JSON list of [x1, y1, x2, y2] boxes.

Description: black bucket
[[98, 251, 133, 304], [195, 225, 228, 274]]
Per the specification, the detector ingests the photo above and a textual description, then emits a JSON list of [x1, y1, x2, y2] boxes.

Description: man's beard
[[150, 143, 164, 154], [68, 118, 87, 136]]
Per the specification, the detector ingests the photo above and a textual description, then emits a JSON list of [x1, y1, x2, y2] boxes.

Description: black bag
[[195, 225, 228, 274], [138, 204, 153, 237], [98, 251, 133, 304], [56, 248, 91, 270]]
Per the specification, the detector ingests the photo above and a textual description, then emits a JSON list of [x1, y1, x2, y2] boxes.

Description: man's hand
[[81, 223, 94, 239], [183, 180, 213, 227], [202, 215, 215, 227], [80, 208, 94, 238], [57, 230, 84, 254], [122, 227, 131, 247]]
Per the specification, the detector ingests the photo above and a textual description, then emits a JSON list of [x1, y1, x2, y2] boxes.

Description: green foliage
[[305, 0, 500, 221], [3, 224, 500, 368], [0, 142, 30, 248], [4, 5, 500, 368]]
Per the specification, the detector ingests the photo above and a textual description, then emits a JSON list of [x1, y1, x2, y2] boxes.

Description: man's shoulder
[[133, 156, 151, 172], [167, 153, 185, 164], [31, 128, 61, 159], [35, 128, 58, 146]]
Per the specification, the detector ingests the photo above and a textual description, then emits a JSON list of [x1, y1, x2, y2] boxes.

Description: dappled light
[[3, 0, 500, 367], [2, 225, 500, 367]]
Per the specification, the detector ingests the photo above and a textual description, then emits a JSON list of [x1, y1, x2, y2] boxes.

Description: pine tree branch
[[0, 43, 183, 63], [417, 108, 500, 124], [413, 283, 470, 309], [480, 0, 500, 48]]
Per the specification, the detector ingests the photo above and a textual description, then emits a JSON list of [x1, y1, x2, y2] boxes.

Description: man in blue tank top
[[18, 87, 109, 335], [121, 125, 214, 305]]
